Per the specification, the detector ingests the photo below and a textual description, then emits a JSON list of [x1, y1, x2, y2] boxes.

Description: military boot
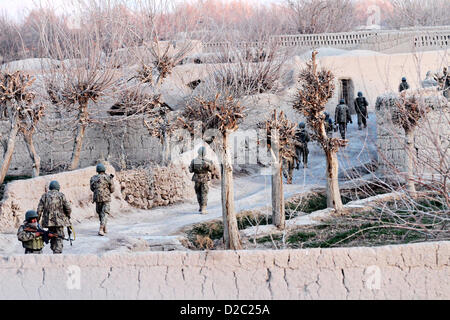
[[103, 224, 107, 234], [98, 225, 105, 236]]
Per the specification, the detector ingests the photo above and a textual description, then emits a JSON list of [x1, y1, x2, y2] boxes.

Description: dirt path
[[0, 114, 377, 255]]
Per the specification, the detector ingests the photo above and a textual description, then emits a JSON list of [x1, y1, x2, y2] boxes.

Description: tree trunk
[[0, 117, 19, 184], [70, 102, 88, 170], [221, 132, 242, 250], [23, 131, 40, 177], [270, 131, 285, 229], [405, 129, 416, 195], [325, 149, 344, 211]]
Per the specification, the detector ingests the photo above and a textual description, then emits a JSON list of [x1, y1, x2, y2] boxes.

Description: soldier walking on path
[[399, 77, 410, 92], [90, 163, 115, 236], [282, 156, 296, 184], [189, 146, 216, 214], [295, 122, 310, 169], [335, 98, 352, 140], [37, 181, 72, 254], [354, 91, 369, 130], [324, 112, 334, 138]]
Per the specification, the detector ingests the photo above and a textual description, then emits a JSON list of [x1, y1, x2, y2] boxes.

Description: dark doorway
[[340, 78, 355, 114]]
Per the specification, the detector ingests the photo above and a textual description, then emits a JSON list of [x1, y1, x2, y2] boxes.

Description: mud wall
[[0, 115, 162, 177], [375, 91, 449, 175], [0, 241, 448, 299], [0, 164, 130, 233]]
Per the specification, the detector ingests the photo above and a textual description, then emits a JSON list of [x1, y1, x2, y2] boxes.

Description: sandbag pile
[[117, 164, 195, 209]]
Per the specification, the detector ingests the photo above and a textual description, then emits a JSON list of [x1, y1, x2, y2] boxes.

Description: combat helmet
[[402, 77, 407, 81], [49, 180, 60, 191], [25, 210, 38, 221], [198, 146, 206, 157], [298, 122, 306, 129], [96, 163, 106, 173], [339, 98, 345, 104], [357, 91, 363, 97]]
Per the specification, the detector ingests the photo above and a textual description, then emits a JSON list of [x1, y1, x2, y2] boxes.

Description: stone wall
[[116, 164, 196, 209], [0, 241, 448, 299]]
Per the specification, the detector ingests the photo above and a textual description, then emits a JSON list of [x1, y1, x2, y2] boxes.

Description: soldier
[[354, 91, 369, 130], [443, 67, 449, 99], [90, 163, 115, 236], [37, 181, 71, 254], [295, 122, 310, 169], [324, 112, 334, 138], [399, 77, 410, 92], [335, 98, 352, 140], [189, 146, 216, 214], [17, 210, 44, 254], [282, 155, 295, 184], [422, 71, 438, 88]]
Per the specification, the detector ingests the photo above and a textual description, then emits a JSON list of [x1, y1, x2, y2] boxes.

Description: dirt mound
[[0, 164, 130, 233]]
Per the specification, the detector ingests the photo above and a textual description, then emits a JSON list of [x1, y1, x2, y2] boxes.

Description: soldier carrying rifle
[[37, 180, 72, 254], [17, 210, 59, 254]]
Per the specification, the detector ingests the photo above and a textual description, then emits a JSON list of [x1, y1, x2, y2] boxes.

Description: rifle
[[24, 226, 58, 244], [24, 226, 76, 245], [67, 226, 75, 246]]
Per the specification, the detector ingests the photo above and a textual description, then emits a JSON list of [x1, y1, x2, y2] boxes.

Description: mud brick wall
[[0, 241, 448, 299], [0, 115, 162, 177], [375, 92, 449, 176]]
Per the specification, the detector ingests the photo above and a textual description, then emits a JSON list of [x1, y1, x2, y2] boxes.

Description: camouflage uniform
[[324, 114, 334, 138], [443, 68, 449, 99], [90, 173, 115, 234], [282, 156, 295, 184], [37, 190, 71, 254], [295, 126, 310, 169], [399, 80, 409, 92], [17, 222, 44, 254], [354, 96, 369, 130], [335, 101, 352, 140], [189, 155, 215, 214]]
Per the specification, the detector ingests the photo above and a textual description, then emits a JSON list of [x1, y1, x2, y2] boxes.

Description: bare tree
[[285, 0, 357, 34], [265, 110, 298, 229], [385, 0, 450, 28], [178, 94, 245, 249], [293, 51, 347, 211], [378, 90, 445, 196], [18, 103, 45, 178], [0, 71, 41, 183], [40, 11, 122, 170]]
